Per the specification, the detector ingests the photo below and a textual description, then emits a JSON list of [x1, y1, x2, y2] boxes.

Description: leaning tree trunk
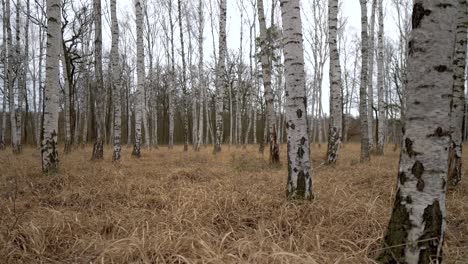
[[281, 0, 312, 200], [132, 0, 144, 158], [110, 0, 122, 161], [359, 0, 370, 162], [41, 0, 61, 173], [213, 0, 227, 153], [376, 0, 385, 155], [92, 0, 104, 160], [326, 0, 342, 164], [257, 0, 279, 164], [376, 1, 457, 263], [448, 0, 467, 186]]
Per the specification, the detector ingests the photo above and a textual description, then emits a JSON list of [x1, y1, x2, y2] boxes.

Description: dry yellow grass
[[0, 144, 466, 263]]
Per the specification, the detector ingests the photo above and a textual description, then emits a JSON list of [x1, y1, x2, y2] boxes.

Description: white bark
[[168, 0, 175, 149], [6, 0, 18, 153], [213, 0, 227, 153], [195, 0, 204, 151], [377, 1, 456, 262], [178, 0, 189, 151], [15, 0, 22, 153], [1, 0, 7, 150], [326, 0, 342, 164], [92, 0, 104, 160], [111, 0, 122, 161], [41, 0, 61, 173], [281, 0, 312, 200], [61, 43, 71, 153], [376, 0, 385, 155], [448, 0, 467, 185], [258, 0, 279, 163], [359, 0, 370, 161], [132, 0, 144, 157], [367, 0, 377, 150]]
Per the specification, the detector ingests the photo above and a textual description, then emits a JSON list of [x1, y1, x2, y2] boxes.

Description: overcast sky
[[107, 0, 403, 115]]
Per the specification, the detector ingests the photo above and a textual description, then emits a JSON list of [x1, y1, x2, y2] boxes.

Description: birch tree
[[447, 0, 467, 185], [132, 0, 144, 157], [257, 0, 279, 164], [359, 0, 370, 162], [111, 0, 122, 161], [92, 0, 104, 160], [41, 0, 61, 173], [213, 0, 227, 153], [326, 0, 342, 164], [5, 0, 19, 153], [14, 0, 23, 153], [178, 0, 189, 151], [281, 0, 312, 200], [1, 0, 7, 150], [195, 0, 204, 151], [377, 1, 457, 262], [367, 0, 377, 150], [376, 0, 385, 155]]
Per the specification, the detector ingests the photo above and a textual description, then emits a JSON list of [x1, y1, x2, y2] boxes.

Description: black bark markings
[[405, 138, 420, 157], [399, 172, 407, 185], [418, 201, 443, 264], [412, 160, 425, 192], [296, 109, 302, 118], [376, 190, 411, 263], [427, 127, 450, 137], [412, 3, 431, 29]]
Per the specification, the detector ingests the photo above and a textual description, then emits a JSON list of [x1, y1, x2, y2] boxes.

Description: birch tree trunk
[[168, 0, 175, 149], [110, 0, 122, 161], [15, 0, 23, 153], [132, 0, 144, 157], [377, 1, 456, 262], [41, 0, 61, 173], [92, 0, 104, 160], [376, 0, 385, 155], [1, 0, 7, 150], [178, 0, 189, 151], [213, 0, 227, 153], [6, 0, 18, 153], [359, 0, 370, 162], [281, 0, 312, 200], [326, 0, 342, 164], [36, 23, 44, 146], [367, 0, 377, 150], [257, 0, 279, 163], [195, 0, 204, 151], [61, 41, 72, 154], [244, 20, 255, 147], [447, 0, 467, 185]]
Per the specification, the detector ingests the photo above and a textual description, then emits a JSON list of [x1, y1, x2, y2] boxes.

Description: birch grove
[[0, 0, 467, 262]]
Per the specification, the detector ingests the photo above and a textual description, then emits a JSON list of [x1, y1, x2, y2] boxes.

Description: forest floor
[[0, 144, 467, 263]]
